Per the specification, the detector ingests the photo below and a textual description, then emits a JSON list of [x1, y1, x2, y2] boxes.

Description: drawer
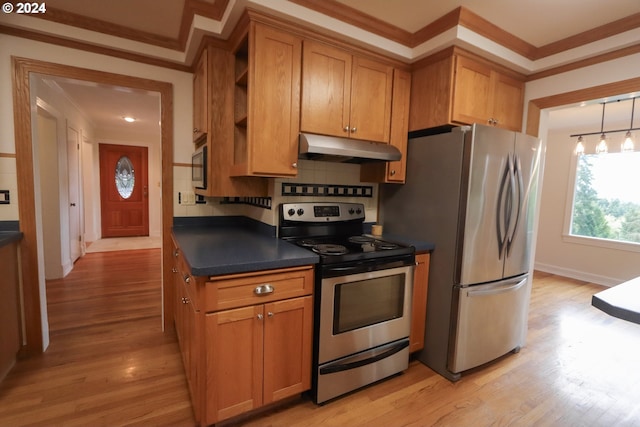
[[204, 266, 314, 312]]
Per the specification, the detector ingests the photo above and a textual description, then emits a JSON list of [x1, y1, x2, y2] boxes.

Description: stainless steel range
[[279, 202, 415, 404]]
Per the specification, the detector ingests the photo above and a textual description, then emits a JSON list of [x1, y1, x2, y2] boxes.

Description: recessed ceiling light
[[123, 116, 136, 123]]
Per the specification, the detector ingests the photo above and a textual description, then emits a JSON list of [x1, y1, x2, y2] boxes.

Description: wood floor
[[1, 251, 640, 426]]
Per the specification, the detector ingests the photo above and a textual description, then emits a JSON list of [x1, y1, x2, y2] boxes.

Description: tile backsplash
[[173, 159, 379, 227]]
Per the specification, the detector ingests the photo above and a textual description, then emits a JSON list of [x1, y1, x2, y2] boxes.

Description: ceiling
[[6, 0, 638, 137]]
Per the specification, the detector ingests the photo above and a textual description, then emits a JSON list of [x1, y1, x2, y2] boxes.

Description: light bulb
[[575, 136, 585, 155], [622, 131, 634, 152], [596, 134, 608, 154]]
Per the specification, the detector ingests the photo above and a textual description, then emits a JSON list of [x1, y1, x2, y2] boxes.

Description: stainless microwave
[[192, 145, 207, 189]]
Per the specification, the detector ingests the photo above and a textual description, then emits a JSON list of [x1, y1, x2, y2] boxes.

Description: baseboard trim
[[534, 262, 621, 287]]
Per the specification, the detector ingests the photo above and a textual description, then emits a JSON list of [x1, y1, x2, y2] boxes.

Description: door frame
[[12, 56, 174, 354]]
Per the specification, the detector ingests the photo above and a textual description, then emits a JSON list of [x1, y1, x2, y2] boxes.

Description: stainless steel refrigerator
[[380, 124, 542, 381]]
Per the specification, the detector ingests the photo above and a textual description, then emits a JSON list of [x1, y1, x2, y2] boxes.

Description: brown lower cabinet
[[172, 236, 314, 426], [0, 240, 21, 382], [205, 296, 312, 423]]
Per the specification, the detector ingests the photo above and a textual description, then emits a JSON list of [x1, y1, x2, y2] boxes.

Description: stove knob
[[349, 208, 355, 214], [297, 208, 304, 216], [287, 208, 295, 216], [356, 208, 362, 215]]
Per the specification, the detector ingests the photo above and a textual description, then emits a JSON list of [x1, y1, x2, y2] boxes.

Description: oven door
[[318, 262, 414, 365]]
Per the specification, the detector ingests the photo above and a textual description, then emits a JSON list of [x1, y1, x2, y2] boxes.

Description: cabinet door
[[451, 55, 492, 126], [0, 242, 20, 381], [349, 56, 393, 143], [249, 24, 301, 176], [301, 40, 352, 138], [263, 296, 312, 404], [409, 55, 454, 132], [410, 253, 430, 353], [206, 306, 263, 424], [490, 72, 524, 131], [386, 68, 410, 182], [193, 48, 208, 143]]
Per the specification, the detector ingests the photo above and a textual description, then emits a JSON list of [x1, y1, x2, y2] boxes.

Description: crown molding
[[1, 1, 638, 76]]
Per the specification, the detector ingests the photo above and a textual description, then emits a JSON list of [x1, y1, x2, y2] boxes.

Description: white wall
[[525, 53, 640, 286], [534, 127, 640, 286]]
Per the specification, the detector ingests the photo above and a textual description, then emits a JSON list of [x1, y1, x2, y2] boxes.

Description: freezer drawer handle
[[319, 340, 409, 375], [466, 278, 527, 297]]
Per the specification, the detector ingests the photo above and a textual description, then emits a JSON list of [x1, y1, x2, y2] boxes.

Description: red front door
[[99, 143, 149, 238]]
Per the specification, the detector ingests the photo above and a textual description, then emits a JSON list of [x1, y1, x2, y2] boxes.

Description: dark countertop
[[592, 277, 640, 325], [171, 217, 434, 278], [374, 233, 435, 254], [0, 231, 23, 248], [172, 225, 319, 277], [0, 221, 22, 248]]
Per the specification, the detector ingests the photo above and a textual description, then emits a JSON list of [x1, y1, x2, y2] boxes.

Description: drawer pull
[[254, 284, 274, 296]]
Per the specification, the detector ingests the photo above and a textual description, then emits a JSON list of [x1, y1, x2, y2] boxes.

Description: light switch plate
[[180, 191, 196, 205]]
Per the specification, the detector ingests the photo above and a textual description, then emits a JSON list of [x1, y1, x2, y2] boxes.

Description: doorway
[[12, 57, 174, 354]]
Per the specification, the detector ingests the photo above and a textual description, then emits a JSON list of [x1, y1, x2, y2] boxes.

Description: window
[[115, 155, 135, 199], [569, 151, 640, 245]]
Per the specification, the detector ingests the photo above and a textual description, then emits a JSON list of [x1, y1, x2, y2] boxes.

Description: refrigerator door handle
[[496, 159, 511, 259], [465, 276, 528, 297], [506, 155, 524, 257]]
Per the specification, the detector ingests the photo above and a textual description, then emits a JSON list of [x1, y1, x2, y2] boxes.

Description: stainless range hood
[[298, 133, 401, 163]]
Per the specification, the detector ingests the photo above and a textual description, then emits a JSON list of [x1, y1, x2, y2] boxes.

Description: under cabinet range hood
[[298, 133, 402, 163]]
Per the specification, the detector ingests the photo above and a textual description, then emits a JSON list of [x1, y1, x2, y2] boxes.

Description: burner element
[[312, 244, 348, 255], [348, 235, 375, 244], [298, 238, 321, 247]]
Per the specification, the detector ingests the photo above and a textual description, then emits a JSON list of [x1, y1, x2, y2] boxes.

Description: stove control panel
[[281, 202, 365, 222]]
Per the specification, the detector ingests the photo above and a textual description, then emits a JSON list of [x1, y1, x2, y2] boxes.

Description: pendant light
[[571, 96, 639, 155], [622, 97, 635, 152], [594, 103, 608, 154]]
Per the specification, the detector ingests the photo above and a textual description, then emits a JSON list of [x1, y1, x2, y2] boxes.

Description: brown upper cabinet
[[192, 49, 208, 143], [231, 22, 302, 177], [301, 40, 394, 144], [409, 47, 525, 132]]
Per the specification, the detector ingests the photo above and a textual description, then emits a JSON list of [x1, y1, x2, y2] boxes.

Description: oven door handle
[[319, 339, 409, 375]]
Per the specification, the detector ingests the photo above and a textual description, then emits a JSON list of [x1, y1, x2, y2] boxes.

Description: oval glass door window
[[115, 156, 135, 199]]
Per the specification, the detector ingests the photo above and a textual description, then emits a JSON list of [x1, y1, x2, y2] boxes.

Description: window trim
[[562, 145, 640, 253]]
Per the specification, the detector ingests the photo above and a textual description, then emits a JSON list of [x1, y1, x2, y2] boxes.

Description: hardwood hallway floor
[[0, 249, 195, 427], [1, 251, 639, 426]]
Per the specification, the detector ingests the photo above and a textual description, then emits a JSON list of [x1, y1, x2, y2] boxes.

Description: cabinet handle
[[292, 162, 297, 169], [193, 128, 199, 133], [267, 311, 274, 317], [351, 127, 357, 133], [390, 170, 396, 176], [257, 313, 263, 320], [254, 284, 274, 296], [184, 275, 190, 284], [343, 126, 349, 132], [174, 249, 179, 258], [172, 267, 177, 273]]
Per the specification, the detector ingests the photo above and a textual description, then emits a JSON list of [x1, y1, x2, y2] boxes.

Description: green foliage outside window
[[571, 154, 640, 244]]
